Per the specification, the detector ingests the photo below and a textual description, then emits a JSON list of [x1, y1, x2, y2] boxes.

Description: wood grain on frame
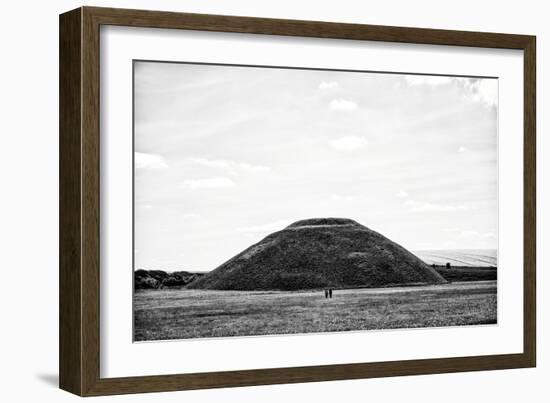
[[59, 6, 536, 396], [59, 7, 82, 395]]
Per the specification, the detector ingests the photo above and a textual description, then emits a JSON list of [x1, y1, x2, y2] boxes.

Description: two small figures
[[324, 288, 333, 299]]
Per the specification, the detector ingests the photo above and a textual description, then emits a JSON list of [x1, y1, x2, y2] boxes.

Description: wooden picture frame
[[59, 6, 536, 396]]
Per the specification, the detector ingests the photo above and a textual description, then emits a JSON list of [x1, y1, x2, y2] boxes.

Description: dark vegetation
[[134, 269, 205, 290], [188, 218, 445, 290], [433, 265, 497, 282]]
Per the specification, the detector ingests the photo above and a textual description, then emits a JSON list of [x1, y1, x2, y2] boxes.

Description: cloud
[[135, 152, 168, 169], [405, 75, 498, 107], [190, 157, 269, 174], [458, 146, 467, 153], [182, 213, 201, 219], [462, 78, 498, 107], [448, 230, 497, 249], [181, 177, 235, 189], [404, 199, 470, 213], [458, 230, 496, 239], [331, 194, 356, 201], [405, 75, 453, 87], [444, 227, 460, 232], [329, 98, 358, 111], [319, 81, 339, 90], [396, 190, 409, 198], [329, 136, 367, 151], [237, 219, 293, 233]]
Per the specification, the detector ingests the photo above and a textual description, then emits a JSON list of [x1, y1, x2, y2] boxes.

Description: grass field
[[134, 281, 497, 341], [434, 265, 496, 281], [414, 249, 497, 267]]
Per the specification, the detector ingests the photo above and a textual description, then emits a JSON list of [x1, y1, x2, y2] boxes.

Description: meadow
[[134, 280, 497, 341], [413, 249, 497, 267]]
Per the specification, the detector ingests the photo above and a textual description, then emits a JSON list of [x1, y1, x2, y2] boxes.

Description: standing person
[[329, 288, 333, 298], [324, 289, 328, 299]]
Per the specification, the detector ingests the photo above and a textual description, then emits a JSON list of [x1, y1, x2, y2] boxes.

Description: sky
[[134, 61, 498, 271]]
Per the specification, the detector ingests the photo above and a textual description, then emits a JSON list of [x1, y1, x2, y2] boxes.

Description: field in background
[[134, 281, 497, 341], [414, 249, 497, 282], [433, 265, 496, 282], [414, 249, 497, 267]]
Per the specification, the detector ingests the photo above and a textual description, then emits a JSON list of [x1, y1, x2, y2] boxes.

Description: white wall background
[[0, 0, 546, 401]]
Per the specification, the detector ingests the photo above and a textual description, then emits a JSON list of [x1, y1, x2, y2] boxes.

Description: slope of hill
[[189, 218, 446, 290]]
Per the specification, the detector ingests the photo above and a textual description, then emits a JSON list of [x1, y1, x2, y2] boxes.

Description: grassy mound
[[189, 218, 446, 290]]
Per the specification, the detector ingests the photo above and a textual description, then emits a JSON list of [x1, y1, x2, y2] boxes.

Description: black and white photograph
[[133, 61, 498, 342]]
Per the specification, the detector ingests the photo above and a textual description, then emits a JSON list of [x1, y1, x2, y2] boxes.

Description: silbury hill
[[188, 218, 446, 291]]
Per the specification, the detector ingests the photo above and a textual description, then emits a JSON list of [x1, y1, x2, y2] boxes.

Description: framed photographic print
[[59, 6, 536, 396]]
